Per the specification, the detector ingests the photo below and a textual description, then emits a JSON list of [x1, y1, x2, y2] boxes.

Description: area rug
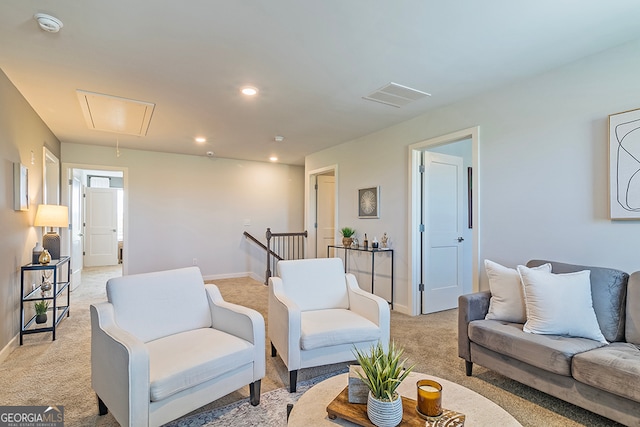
[[165, 370, 347, 427]]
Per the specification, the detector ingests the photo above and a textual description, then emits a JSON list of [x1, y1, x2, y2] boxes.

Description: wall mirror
[[43, 147, 60, 204]]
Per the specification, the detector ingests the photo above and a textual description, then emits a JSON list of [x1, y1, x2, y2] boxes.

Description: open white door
[[69, 169, 84, 289], [84, 187, 118, 267], [316, 174, 335, 257], [422, 152, 465, 313]]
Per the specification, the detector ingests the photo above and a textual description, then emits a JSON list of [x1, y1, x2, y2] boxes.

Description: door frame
[[306, 164, 338, 258], [61, 162, 129, 275], [408, 127, 480, 316]]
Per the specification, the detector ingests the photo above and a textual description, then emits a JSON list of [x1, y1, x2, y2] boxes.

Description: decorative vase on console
[[32, 242, 43, 264], [39, 249, 51, 265], [381, 233, 388, 248]]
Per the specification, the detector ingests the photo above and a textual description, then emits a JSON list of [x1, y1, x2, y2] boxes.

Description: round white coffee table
[[287, 372, 522, 426]]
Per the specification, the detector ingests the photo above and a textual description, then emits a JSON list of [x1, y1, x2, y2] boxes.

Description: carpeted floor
[[0, 266, 621, 426]]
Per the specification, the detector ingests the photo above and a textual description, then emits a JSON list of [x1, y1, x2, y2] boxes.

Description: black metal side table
[[20, 256, 71, 344], [327, 245, 394, 308]]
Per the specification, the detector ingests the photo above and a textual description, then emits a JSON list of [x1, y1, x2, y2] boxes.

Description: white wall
[[62, 143, 304, 280], [306, 39, 640, 314]]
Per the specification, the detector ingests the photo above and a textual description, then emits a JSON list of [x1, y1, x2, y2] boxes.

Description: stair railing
[[243, 229, 308, 284], [266, 228, 308, 284]]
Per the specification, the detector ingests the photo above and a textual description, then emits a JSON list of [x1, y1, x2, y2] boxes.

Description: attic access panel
[[77, 90, 155, 136]]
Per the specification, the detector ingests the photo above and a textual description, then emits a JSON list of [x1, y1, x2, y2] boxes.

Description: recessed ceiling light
[[195, 137, 206, 143], [274, 135, 284, 142], [241, 86, 258, 96], [269, 156, 278, 162]]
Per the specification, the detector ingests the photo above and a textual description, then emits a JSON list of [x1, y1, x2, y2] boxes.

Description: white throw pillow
[[517, 265, 607, 344], [484, 260, 551, 323]]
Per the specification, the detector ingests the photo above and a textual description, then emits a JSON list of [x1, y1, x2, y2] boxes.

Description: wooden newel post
[[265, 228, 272, 285]]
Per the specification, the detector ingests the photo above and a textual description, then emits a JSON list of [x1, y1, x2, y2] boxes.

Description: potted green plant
[[35, 300, 49, 324], [340, 227, 356, 248], [353, 341, 414, 427]]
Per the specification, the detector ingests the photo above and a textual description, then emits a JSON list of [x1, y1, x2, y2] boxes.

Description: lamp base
[[42, 231, 61, 260]]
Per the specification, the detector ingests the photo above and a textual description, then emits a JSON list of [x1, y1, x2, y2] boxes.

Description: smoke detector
[[34, 13, 64, 33]]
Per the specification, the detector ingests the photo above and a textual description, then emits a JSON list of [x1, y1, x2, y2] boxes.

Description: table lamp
[[34, 204, 69, 260]]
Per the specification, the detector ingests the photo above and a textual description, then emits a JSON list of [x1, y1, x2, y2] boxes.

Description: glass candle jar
[[416, 379, 442, 417]]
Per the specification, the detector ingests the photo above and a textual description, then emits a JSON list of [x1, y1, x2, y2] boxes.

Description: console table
[[327, 245, 394, 308], [20, 256, 71, 344]]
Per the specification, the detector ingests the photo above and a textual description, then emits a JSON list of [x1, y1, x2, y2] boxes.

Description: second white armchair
[[268, 257, 390, 392]]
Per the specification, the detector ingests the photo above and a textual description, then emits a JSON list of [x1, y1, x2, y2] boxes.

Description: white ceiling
[[2, 1, 640, 166]]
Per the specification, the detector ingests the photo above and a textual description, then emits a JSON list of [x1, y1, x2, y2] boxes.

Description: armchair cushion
[[148, 328, 254, 402], [300, 309, 381, 351], [107, 267, 211, 343], [278, 258, 349, 311]]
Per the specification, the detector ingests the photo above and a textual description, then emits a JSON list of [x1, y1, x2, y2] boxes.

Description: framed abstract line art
[[358, 186, 379, 218], [13, 163, 29, 211], [609, 108, 640, 219]]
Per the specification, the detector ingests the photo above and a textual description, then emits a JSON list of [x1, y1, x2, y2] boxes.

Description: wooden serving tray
[[326, 387, 465, 427]]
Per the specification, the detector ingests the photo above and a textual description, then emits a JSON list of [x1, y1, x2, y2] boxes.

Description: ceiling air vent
[[363, 82, 431, 108], [77, 90, 155, 136]]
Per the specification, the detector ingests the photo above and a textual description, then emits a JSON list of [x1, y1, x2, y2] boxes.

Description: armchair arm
[[205, 285, 266, 380], [346, 274, 390, 346], [458, 291, 491, 362], [90, 302, 150, 427], [268, 276, 302, 370]]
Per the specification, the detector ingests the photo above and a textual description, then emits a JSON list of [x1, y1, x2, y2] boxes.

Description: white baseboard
[[391, 303, 411, 315], [248, 272, 264, 283], [0, 334, 19, 365], [202, 272, 265, 283]]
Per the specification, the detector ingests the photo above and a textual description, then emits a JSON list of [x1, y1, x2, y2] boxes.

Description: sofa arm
[[458, 291, 491, 363], [346, 274, 390, 346], [205, 285, 266, 380], [626, 271, 640, 344], [90, 302, 150, 427], [268, 276, 302, 369]]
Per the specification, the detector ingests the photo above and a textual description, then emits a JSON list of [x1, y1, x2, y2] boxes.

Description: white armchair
[[90, 267, 265, 427], [268, 257, 390, 392]]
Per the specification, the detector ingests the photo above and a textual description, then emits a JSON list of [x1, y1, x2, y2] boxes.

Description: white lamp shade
[[34, 204, 69, 228]]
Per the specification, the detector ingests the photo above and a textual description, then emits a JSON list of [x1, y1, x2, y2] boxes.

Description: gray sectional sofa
[[458, 260, 640, 426]]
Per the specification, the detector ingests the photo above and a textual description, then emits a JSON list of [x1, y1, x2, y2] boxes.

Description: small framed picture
[[358, 186, 379, 218], [14, 163, 29, 211]]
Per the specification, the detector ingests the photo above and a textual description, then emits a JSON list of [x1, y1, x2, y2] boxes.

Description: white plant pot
[[367, 391, 403, 427]]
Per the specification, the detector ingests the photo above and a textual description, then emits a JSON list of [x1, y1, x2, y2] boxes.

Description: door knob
[[457, 237, 464, 242]]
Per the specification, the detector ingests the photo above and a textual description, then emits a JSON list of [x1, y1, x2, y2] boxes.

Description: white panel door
[[84, 187, 118, 267], [70, 170, 84, 289], [316, 175, 335, 257], [422, 152, 465, 313]]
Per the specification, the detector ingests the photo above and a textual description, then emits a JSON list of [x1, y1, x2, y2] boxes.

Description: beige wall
[[0, 69, 61, 355], [306, 39, 640, 314], [62, 143, 304, 279]]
